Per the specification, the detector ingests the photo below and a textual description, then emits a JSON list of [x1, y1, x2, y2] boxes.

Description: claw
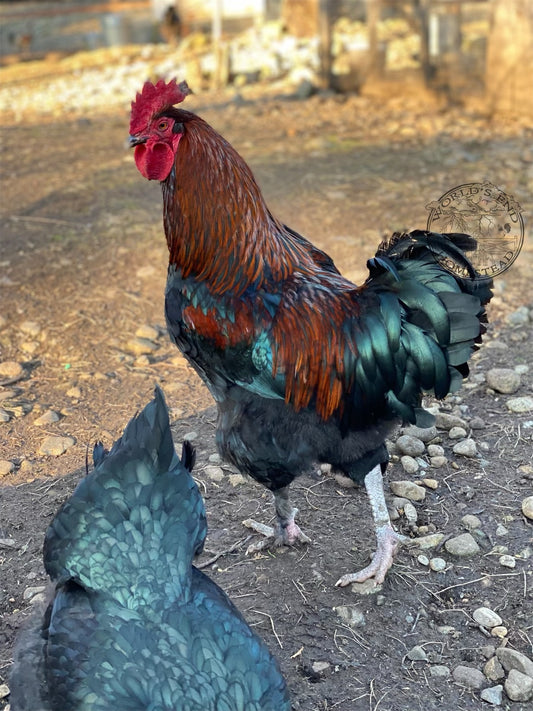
[[335, 523, 406, 587], [243, 508, 311, 554]]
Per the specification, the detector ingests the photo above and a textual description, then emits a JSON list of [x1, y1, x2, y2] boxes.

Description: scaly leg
[[244, 485, 311, 554], [336, 463, 406, 587]]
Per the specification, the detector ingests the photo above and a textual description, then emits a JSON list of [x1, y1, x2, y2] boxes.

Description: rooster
[[10, 387, 290, 711], [129, 79, 493, 586]]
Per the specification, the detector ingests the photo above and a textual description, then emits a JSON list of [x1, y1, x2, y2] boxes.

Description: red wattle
[[134, 142, 175, 181]]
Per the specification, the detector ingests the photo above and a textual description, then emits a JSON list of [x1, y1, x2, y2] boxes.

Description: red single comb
[[130, 79, 190, 134]]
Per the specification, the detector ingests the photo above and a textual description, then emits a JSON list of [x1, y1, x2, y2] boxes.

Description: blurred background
[[0, 0, 532, 118]]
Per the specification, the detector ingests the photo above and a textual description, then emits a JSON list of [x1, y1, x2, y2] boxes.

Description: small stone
[[427, 444, 444, 457], [486, 368, 521, 394], [0, 459, 15, 476], [422, 477, 438, 489], [403, 501, 417, 524], [0, 361, 24, 380], [407, 645, 428, 661], [401, 455, 419, 474], [39, 435, 76, 456], [136, 265, 156, 278], [495, 524, 508, 536], [504, 669, 533, 702], [66, 386, 82, 399], [481, 645, 497, 659], [429, 557, 447, 571], [23, 585, 46, 601], [0, 684, 9, 699], [522, 496, 533, 520], [34, 410, 60, 426], [515, 364, 530, 375], [208, 453, 221, 464], [435, 412, 467, 430], [480, 685, 503, 705], [484, 657, 505, 681], [452, 664, 486, 690], [417, 554, 430, 566], [126, 337, 158, 356], [507, 305, 530, 326], [311, 661, 330, 674], [473, 607, 503, 628], [334, 605, 365, 627], [135, 324, 160, 340], [445, 533, 480, 556], [496, 648, 533, 678], [429, 665, 450, 679], [396, 435, 425, 457], [416, 533, 445, 549], [452, 439, 477, 457], [134, 355, 151, 367], [19, 320, 41, 336], [350, 580, 382, 595], [334, 473, 356, 488], [228, 473, 246, 487], [205, 465, 224, 482], [389, 480, 426, 501], [469, 416, 486, 429], [430, 456, 447, 468], [401, 425, 437, 442], [183, 431, 198, 441], [0, 408, 10, 422], [507, 396, 533, 413], [20, 340, 39, 354], [448, 426, 467, 439], [462, 514, 482, 530], [437, 625, 456, 635], [499, 554, 516, 568]]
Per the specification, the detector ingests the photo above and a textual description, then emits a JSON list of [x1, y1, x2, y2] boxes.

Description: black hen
[[10, 386, 290, 711]]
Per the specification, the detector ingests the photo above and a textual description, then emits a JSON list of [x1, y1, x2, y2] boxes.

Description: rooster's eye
[[157, 120, 169, 131]]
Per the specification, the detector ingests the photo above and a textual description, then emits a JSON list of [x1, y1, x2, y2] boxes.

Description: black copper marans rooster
[[129, 79, 493, 586]]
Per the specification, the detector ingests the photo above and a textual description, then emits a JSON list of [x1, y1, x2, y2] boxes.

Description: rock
[[416, 533, 445, 549], [515, 364, 530, 375], [0, 459, 15, 476], [491, 626, 508, 639], [136, 324, 160, 341], [486, 368, 521, 394], [407, 645, 428, 661], [445, 533, 480, 556], [19, 320, 41, 336], [0, 360, 24, 380], [504, 669, 533, 702], [452, 664, 486, 690], [480, 684, 503, 705], [403, 501, 418, 524], [350, 580, 382, 595], [34, 409, 60, 426], [334, 605, 365, 627], [396, 435, 425, 457], [495, 524, 508, 537], [208, 453, 222, 464], [422, 477, 438, 489], [429, 665, 450, 679], [183, 431, 198, 441], [448, 426, 467, 440], [427, 444, 444, 457], [435, 412, 467, 430], [507, 396, 533, 413], [462, 514, 482, 530], [66, 386, 81, 399], [311, 661, 330, 674], [430, 456, 447, 468], [473, 607, 503, 628], [0, 684, 9, 699], [205, 465, 224, 482], [39, 435, 76, 456], [228, 473, 246, 487], [23, 585, 46, 601], [401, 425, 437, 442], [496, 648, 533, 678], [126, 337, 158, 356], [390, 480, 426, 501], [452, 438, 477, 457], [499, 554, 516, 568], [417, 554, 429, 566], [484, 657, 506, 681], [469, 416, 486, 429], [522, 496, 533, 520], [507, 305, 530, 326], [0, 408, 10, 422], [401, 455, 419, 474], [429, 557, 446, 571], [334, 473, 356, 488]]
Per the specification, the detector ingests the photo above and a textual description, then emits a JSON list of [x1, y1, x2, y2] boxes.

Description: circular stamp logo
[[426, 182, 524, 278]]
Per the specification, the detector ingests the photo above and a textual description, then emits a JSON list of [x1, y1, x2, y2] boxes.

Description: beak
[[129, 134, 147, 148]]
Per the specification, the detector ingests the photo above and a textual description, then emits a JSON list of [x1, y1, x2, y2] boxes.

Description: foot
[[244, 507, 311, 554], [335, 523, 406, 587]]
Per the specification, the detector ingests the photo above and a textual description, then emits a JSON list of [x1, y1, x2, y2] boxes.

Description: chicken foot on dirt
[[244, 485, 311, 554], [336, 463, 407, 586]]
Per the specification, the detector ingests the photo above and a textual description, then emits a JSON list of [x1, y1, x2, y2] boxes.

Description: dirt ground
[[1, 66, 532, 710]]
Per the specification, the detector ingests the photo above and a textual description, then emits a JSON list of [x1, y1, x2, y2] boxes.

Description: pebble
[[39, 435, 76, 456], [473, 607, 502, 628], [448, 426, 467, 439], [135, 324, 160, 340], [445, 533, 480, 556], [506, 396, 533, 413], [183, 431, 198, 441], [126, 337, 158, 355], [491, 626, 508, 639], [20, 340, 39, 354], [435, 412, 467, 430], [452, 438, 477, 457], [504, 669, 533, 702], [427, 444, 444, 457], [417, 554, 429, 566], [19, 320, 41, 336], [334, 605, 365, 628], [461, 514, 482, 530], [0, 459, 15, 476], [496, 648, 533, 678], [429, 557, 446, 571], [495, 524, 508, 536], [396, 435, 425, 457], [23, 585, 46, 601], [469, 416, 486, 429], [66, 386, 82, 399], [311, 661, 330, 674], [349, 580, 382, 595], [486, 368, 521, 394], [429, 665, 450, 679], [400, 455, 419, 474], [205, 465, 224, 482], [422, 477, 438, 489], [390, 480, 425, 501], [430, 455, 447, 468], [480, 685, 503, 706], [334, 473, 356, 488], [499, 554, 516, 568], [0, 360, 24, 380], [407, 645, 428, 661], [403, 501, 417, 524], [484, 657, 506, 681], [507, 305, 530, 326], [228, 473, 246, 487], [416, 533, 445, 549], [515, 364, 529, 375], [34, 410, 61, 426], [401, 425, 437, 442], [0, 684, 9, 700], [522, 496, 533, 520], [208, 453, 222, 464], [452, 664, 486, 690]]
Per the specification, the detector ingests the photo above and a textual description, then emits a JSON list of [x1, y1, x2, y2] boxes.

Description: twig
[[196, 536, 251, 569], [251, 609, 283, 649]]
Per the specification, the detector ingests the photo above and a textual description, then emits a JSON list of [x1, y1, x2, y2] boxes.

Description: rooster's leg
[[244, 485, 311, 553], [335, 463, 407, 587]]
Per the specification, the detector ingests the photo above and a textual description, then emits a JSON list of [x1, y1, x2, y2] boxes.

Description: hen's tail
[[365, 229, 493, 425], [44, 385, 206, 606]]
